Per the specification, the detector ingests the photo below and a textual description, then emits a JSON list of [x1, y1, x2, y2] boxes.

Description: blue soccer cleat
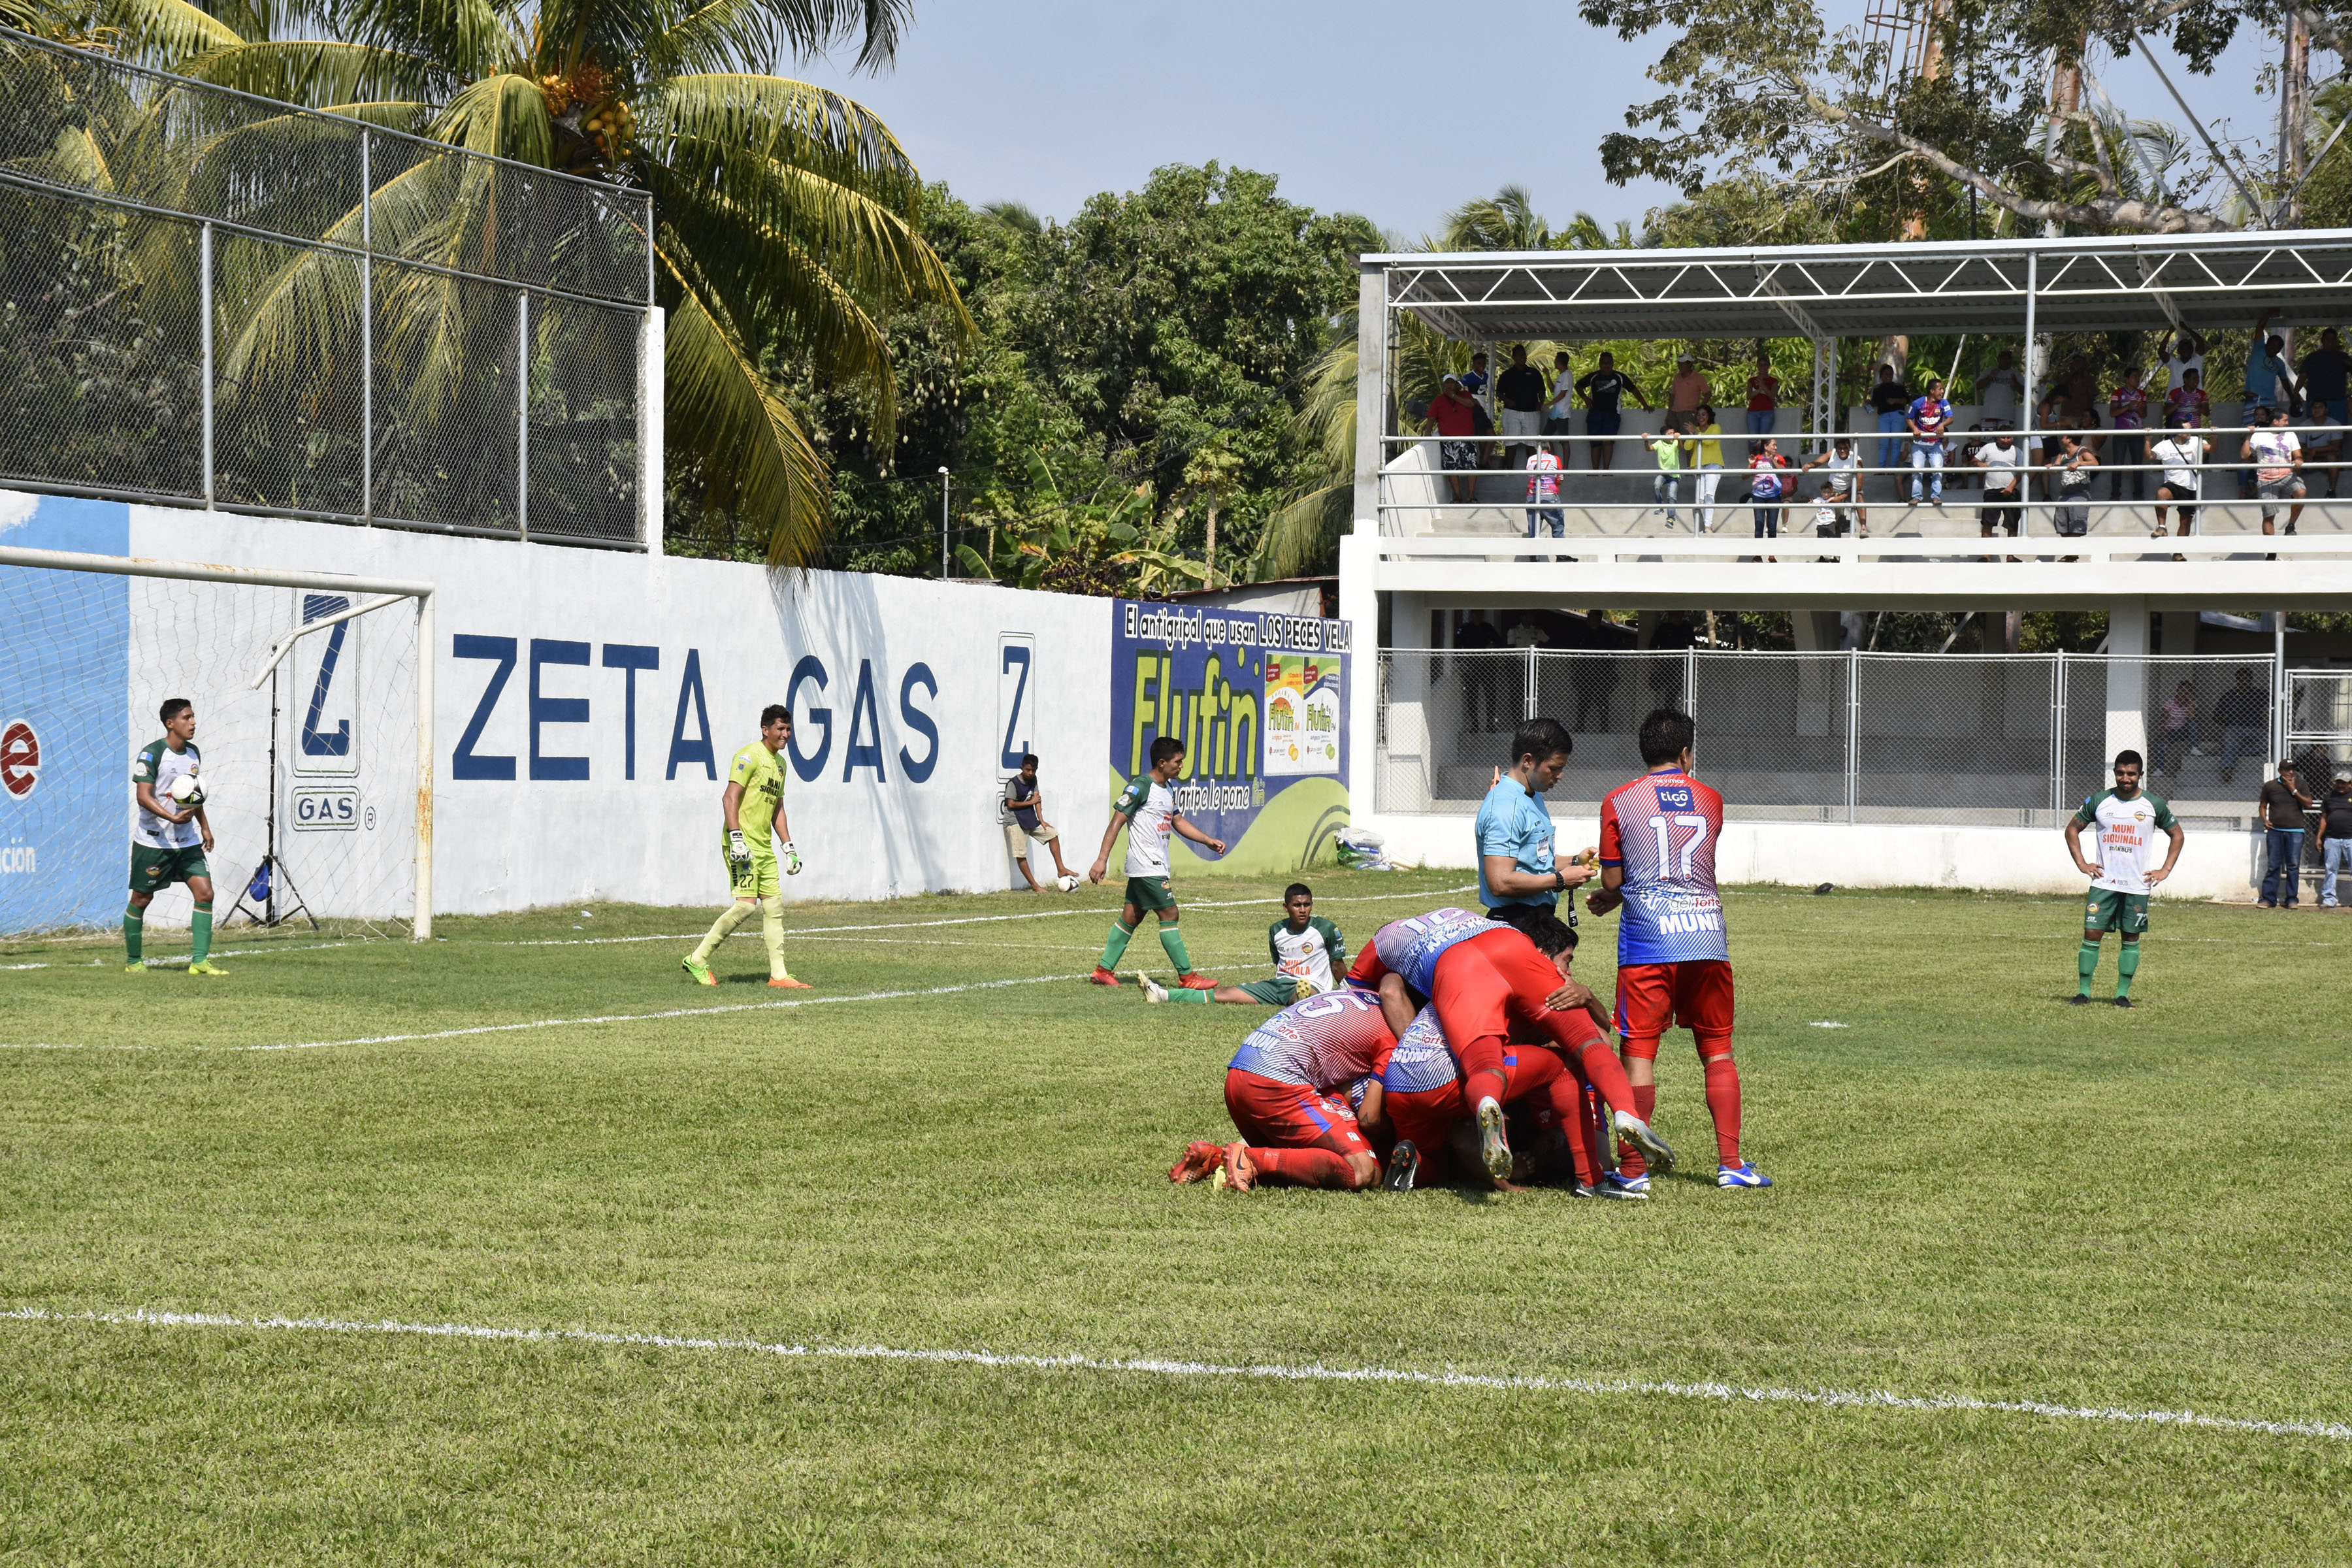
[[1599, 1171, 1650, 1199], [1717, 1161, 1773, 1189]]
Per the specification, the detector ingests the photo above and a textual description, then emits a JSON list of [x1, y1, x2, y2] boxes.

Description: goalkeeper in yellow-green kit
[[681, 704, 809, 988]]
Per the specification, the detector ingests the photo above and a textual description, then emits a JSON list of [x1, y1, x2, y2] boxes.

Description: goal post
[[0, 544, 437, 941]]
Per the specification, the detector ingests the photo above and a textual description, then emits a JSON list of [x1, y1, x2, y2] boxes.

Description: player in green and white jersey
[[681, 704, 808, 988], [125, 697, 222, 974], [2063, 749, 2185, 1008], [1138, 882, 1347, 1005], [1087, 734, 1226, 988]]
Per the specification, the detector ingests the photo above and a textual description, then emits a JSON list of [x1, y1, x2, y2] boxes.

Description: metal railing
[[0, 29, 654, 547], [1376, 647, 2315, 826]]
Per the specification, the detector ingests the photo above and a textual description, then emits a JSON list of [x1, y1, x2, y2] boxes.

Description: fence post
[[199, 220, 213, 506], [2051, 651, 2067, 813], [516, 290, 530, 544], [1524, 644, 1537, 721], [1684, 646, 1697, 714], [361, 129, 372, 523], [1845, 649, 1859, 824]]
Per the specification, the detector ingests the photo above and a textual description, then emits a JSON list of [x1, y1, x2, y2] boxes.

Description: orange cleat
[[1167, 1140, 1226, 1184], [768, 975, 813, 988], [1176, 972, 1217, 991], [1087, 967, 1120, 986], [1213, 1141, 1257, 1193]]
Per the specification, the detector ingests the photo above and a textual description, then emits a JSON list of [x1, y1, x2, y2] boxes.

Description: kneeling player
[[1168, 985, 1396, 1191], [1138, 883, 1346, 1005]]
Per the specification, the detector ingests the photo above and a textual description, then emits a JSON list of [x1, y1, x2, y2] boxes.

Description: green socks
[[1100, 919, 1136, 971], [2116, 941, 2140, 998], [123, 904, 143, 962], [762, 898, 788, 979], [1159, 924, 1194, 976], [1168, 987, 1209, 1004], [692, 900, 757, 963], [2077, 941, 2100, 997], [190, 903, 212, 964]]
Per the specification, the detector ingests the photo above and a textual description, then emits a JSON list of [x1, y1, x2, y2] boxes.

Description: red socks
[[1702, 1053, 1742, 1165], [1616, 1080, 1659, 1178], [1456, 1035, 1508, 1109], [1576, 1041, 1637, 1118], [1248, 1147, 1356, 1188]]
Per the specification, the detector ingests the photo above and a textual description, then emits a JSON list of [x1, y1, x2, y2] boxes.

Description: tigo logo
[[0, 721, 39, 798]]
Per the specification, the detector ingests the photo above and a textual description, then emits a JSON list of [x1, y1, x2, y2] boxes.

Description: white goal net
[[1, 546, 433, 939]]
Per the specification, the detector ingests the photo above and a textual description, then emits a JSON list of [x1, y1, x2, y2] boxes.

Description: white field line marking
[[6, 1305, 2344, 1443], [0, 973, 1079, 1054], [493, 885, 1478, 947], [1808, 1021, 1850, 1028]]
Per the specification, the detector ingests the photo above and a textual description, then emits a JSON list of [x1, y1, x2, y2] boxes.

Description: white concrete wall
[[1360, 809, 2271, 903]]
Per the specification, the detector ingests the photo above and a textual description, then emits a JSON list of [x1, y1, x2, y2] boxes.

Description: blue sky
[[786, 0, 2282, 235]]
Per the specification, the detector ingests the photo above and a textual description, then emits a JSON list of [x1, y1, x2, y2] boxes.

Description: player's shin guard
[[190, 902, 212, 964], [1616, 1074, 1660, 1178], [122, 904, 142, 962], [2077, 939, 2101, 996], [1100, 919, 1137, 971], [691, 900, 757, 963], [760, 898, 788, 979], [1249, 1147, 1356, 1188], [1700, 1048, 1742, 1165], [1158, 924, 1193, 975], [2116, 938, 2140, 998]]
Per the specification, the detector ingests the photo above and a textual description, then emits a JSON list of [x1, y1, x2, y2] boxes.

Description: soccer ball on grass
[[1056, 874, 1081, 892]]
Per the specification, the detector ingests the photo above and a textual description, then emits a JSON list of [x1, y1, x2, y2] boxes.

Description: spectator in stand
[[2108, 367, 2149, 503], [1744, 348, 1780, 436], [2244, 404, 2306, 538], [2159, 327, 2208, 397], [1685, 405, 1725, 534], [1906, 376, 1955, 503], [2298, 327, 2352, 498], [2321, 768, 2352, 908], [1525, 437, 1566, 540], [1976, 348, 2024, 429], [1431, 376, 1480, 504], [1578, 351, 1650, 471], [2046, 430, 2098, 538], [1642, 417, 1684, 527], [2246, 311, 2296, 416], [1805, 434, 1864, 537], [2216, 668, 2268, 785], [1870, 363, 1912, 498], [1544, 350, 1577, 453], [2150, 412, 2207, 539], [2153, 679, 2200, 779], [2164, 367, 2211, 432], [1668, 353, 1711, 421], [1748, 437, 1793, 539], [2258, 759, 2313, 909], [2059, 353, 2099, 421], [1496, 344, 1548, 470], [1455, 610, 1505, 734], [1460, 351, 1489, 402], [1973, 431, 2025, 540]]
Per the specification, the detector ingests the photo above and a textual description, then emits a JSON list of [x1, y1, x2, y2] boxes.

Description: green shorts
[[129, 841, 208, 892], [1232, 977, 1300, 1006], [725, 832, 779, 899], [2084, 887, 2150, 934], [1124, 875, 1177, 914]]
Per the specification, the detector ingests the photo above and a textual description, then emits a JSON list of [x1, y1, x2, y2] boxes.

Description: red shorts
[[1614, 960, 1735, 1056], [1224, 1069, 1371, 1157], [1382, 1046, 1565, 1162], [1429, 926, 1562, 1056]]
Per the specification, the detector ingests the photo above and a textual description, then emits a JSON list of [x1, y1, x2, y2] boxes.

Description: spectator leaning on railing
[[1973, 431, 2024, 540], [1685, 406, 1725, 534], [2244, 404, 2307, 539], [2046, 431, 2099, 538], [1747, 438, 1792, 540], [1906, 378, 1955, 504], [2150, 414, 2206, 540], [2163, 368, 2210, 433], [2321, 769, 2352, 909], [2258, 759, 2315, 909], [1643, 419, 1684, 527], [1431, 376, 1480, 505], [1805, 435, 1864, 538], [1524, 439, 1565, 540], [1578, 353, 1650, 472]]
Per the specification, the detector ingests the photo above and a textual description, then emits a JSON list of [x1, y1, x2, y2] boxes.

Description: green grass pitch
[[4, 868, 2350, 1564]]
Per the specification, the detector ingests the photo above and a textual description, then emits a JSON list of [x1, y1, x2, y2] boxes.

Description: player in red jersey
[[1167, 985, 1397, 1191], [1347, 909, 1674, 1180], [1589, 708, 1769, 1190]]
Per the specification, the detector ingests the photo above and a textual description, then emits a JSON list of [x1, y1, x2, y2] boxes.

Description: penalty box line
[[5, 1305, 2344, 1445]]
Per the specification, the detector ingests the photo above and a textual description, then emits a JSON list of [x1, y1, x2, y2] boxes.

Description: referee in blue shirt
[[1476, 716, 1599, 934]]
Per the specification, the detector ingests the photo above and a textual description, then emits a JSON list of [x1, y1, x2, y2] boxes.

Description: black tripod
[[225, 666, 318, 931]]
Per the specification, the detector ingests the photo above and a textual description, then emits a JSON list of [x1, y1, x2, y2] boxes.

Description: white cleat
[[1134, 971, 1170, 1003], [1611, 1108, 1678, 1172], [1475, 1096, 1511, 1180]]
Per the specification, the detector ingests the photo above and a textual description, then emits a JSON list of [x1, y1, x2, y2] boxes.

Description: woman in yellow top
[[1682, 404, 1727, 533]]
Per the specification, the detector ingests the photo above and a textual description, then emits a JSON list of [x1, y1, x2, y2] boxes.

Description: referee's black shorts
[[1485, 899, 1573, 933]]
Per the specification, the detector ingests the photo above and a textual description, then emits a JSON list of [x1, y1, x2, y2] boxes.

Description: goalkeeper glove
[[781, 840, 802, 875], [727, 830, 751, 866]]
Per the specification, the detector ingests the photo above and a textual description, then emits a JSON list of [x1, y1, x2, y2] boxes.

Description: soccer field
[[4, 869, 2349, 1564]]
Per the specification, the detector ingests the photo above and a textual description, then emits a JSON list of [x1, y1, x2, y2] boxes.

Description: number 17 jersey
[[1599, 766, 1728, 966]]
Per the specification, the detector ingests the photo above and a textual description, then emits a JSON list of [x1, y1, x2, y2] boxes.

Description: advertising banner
[[1109, 599, 1351, 875]]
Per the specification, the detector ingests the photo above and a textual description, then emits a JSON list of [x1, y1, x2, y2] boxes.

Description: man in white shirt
[[1972, 431, 2025, 539], [1976, 350, 2023, 429], [1803, 436, 1865, 536], [2149, 413, 2207, 538], [2159, 328, 2207, 395], [2242, 404, 2305, 536]]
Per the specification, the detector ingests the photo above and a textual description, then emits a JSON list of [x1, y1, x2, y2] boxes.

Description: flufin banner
[[1109, 600, 1350, 875]]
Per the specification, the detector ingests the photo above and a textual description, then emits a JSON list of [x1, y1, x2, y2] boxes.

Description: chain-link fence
[[1376, 648, 2291, 827], [0, 28, 651, 547]]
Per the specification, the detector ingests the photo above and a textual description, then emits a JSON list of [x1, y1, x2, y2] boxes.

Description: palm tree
[[99, 0, 969, 566]]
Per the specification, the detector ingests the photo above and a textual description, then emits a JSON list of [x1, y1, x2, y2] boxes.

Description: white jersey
[[1113, 774, 1179, 878], [1269, 915, 1346, 992], [2151, 436, 2206, 495], [130, 736, 203, 849], [2073, 788, 2179, 894]]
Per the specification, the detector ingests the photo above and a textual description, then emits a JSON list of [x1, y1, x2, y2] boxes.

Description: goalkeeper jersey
[[727, 742, 787, 847], [129, 737, 202, 849]]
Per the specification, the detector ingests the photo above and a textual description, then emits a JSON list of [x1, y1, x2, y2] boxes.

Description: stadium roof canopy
[[1368, 230, 2352, 342]]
